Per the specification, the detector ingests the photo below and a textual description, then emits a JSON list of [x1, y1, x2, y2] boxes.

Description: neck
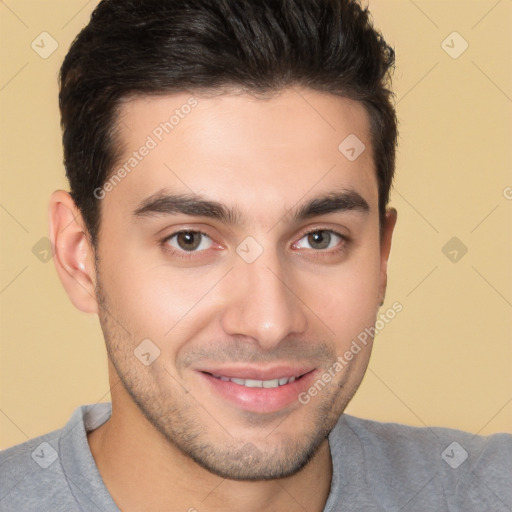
[[87, 380, 333, 512]]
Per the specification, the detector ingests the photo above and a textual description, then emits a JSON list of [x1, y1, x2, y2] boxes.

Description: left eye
[[295, 230, 343, 251], [165, 231, 213, 252]]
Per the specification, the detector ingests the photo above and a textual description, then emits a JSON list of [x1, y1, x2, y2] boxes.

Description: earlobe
[[48, 190, 98, 314], [378, 207, 397, 306]]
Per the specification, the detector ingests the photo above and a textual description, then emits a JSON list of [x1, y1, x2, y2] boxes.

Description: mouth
[[196, 366, 317, 414]]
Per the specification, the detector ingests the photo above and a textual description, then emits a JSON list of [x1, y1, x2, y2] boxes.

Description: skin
[[49, 87, 397, 512]]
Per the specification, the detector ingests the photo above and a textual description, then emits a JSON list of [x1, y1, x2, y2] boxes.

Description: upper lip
[[196, 365, 316, 381]]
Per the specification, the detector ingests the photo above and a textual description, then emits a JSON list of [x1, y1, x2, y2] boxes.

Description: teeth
[[244, 379, 263, 388], [211, 374, 298, 388]]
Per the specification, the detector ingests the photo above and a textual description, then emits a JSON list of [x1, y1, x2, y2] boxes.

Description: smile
[[198, 369, 317, 413]]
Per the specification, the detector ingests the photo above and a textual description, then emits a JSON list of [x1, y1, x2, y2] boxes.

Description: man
[[1, 0, 510, 510]]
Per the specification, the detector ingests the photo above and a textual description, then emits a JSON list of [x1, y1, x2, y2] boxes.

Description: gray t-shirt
[[1, 403, 511, 511]]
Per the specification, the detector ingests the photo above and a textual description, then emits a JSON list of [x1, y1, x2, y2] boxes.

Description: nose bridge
[[220, 245, 308, 349]]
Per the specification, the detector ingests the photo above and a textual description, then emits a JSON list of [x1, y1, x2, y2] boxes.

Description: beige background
[[1, 0, 511, 450]]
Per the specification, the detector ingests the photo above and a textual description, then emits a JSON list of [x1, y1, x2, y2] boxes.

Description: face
[[92, 88, 394, 480]]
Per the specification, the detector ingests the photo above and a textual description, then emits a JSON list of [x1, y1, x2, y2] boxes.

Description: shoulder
[[0, 428, 78, 511], [341, 413, 512, 460], [1, 427, 60, 474], [0, 403, 112, 511], [330, 414, 512, 511]]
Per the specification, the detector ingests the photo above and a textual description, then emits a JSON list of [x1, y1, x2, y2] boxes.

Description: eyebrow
[[132, 188, 370, 225]]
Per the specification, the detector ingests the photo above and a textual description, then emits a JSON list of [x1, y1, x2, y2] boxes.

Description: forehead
[[102, 88, 377, 227]]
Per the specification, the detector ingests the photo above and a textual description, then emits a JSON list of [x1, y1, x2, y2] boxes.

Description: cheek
[[101, 251, 221, 345], [315, 246, 381, 340]]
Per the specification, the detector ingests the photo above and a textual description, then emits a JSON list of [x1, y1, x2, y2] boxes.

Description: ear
[[377, 207, 397, 306], [48, 190, 98, 314]]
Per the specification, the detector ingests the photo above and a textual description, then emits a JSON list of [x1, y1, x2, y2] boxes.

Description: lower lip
[[198, 370, 318, 414]]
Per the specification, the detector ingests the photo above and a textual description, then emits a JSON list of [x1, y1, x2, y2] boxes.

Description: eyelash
[[160, 228, 349, 261]]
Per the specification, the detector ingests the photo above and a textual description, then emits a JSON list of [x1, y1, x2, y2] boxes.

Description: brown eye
[[307, 231, 332, 250], [296, 230, 344, 251], [177, 232, 201, 251], [166, 231, 213, 252]]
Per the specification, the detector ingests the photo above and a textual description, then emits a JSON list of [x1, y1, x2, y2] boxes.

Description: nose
[[220, 250, 308, 351]]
